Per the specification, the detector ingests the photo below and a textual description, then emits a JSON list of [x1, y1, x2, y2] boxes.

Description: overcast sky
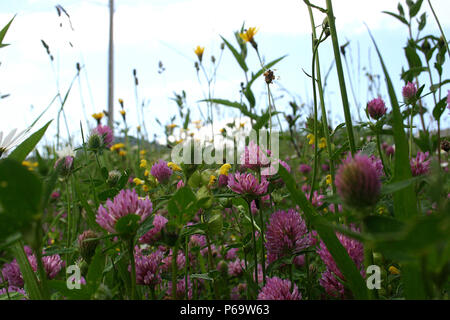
[[0, 0, 449, 148]]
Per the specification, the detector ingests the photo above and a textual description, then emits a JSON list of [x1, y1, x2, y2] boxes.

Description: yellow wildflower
[[110, 143, 125, 152], [118, 98, 124, 105], [137, 125, 141, 132], [319, 137, 327, 149], [176, 139, 184, 144], [119, 150, 127, 157], [119, 110, 126, 116], [219, 163, 232, 176], [140, 159, 147, 168], [144, 169, 149, 177], [326, 174, 332, 185], [194, 46, 205, 62], [167, 162, 182, 171], [133, 178, 144, 186], [92, 112, 104, 121], [239, 27, 259, 43], [240, 122, 245, 128], [167, 124, 178, 130], [142, 185, 149, 193], [307, 134, 315, 145], [208, 175, 217, 187], [140, 150, 146, 156], [389, 266, 400, 275], [22, 161, 38, 171]]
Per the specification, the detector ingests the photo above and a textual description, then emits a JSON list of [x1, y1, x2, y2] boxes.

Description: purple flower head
[[42, 254, 64, 279], [367, 98, 387, 120], [335, 153, 382, 209], [447, 90, 450, 110], [257, 277, 301, 300], [162, 249, 186, 272], [410, 151, 430, 176], [225, 248, 239, 260], [176, 179, 185, 189], [150, 160, 173, 184], [402, 82, 417, 104], [317, 225, 364, 283], [228, 172, 269, 197], [139, 214, 168, 244], [239, 140, 270, 170], [135, 250, 164, 287], [265, 209, 313, 264], [228, 258, 245, 277], [167, 277, 192, 299], [218, 174, 228, 187], [261, 160, 291, 186], [96, 189, 153, 233], [2, 260, 23, 287], [298, 164, 311, 174], [385, 145, 395, 157], [91, 125, 114, 148], [321, 163, 330, 172], [308, 191, 324, 208]]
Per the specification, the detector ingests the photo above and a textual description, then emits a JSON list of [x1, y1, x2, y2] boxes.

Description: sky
[[0, 0, 449, 148]]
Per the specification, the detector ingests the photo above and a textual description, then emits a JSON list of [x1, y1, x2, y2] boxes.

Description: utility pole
[[107, 0, 114, 130]]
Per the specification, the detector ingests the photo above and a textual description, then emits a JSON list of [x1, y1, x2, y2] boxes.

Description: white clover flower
[[0, 128, 27, 158], [56, 145, 75, 158]]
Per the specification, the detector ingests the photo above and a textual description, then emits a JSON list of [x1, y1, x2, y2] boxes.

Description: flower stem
[[171, 242, 179, 300], [325, 0, 357, 155], [128, 239, 137, 300], [247, 200, 259, 290]]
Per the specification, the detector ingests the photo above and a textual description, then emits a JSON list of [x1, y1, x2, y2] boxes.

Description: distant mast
[[107, 0, 114, 130]]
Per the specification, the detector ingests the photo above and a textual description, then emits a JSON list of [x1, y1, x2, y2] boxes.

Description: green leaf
[[200, 98, 257, 120], [47, 280, 90, 300], [409, 0, 424, 18], [8, 120, 52, 162], [432, 97, 447, 120], [98, 188, 119, 202], [382, 11, 409, 26], [86, 248, 106, 295], [248, 55, 287, 88], [278, 166, 368, 299], [253, 111, 279, 131], [168, 187, 198, 226], [220, 36, 248, 72], [0, 159, 42, 241], [381, 176, 423, 195], [11, 241, 43, 300], [366, 26, 425, 299], [115, 214, 141, 236], [0, 15, 15, 47], [136, 215, 155, 239]]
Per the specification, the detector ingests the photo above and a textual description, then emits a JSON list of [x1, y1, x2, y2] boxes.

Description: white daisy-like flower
[[0, 128, 27, 158], [56, 145, 75, 158]]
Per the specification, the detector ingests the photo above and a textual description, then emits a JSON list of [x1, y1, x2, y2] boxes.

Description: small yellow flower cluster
[[22, 160, 38, 171], [110, 143, 125, 152], [139, 149, 146, 159], [208, 175, 217, 187], [140, 159, 147, 168], [389, 266, 400, 275], [326, 174, 332, 185], [307, 134, 315, 145], [319, 137, 327, 149], [167, 124, 178, 130], [167, 162, 182, 172], [219, 163, 231, 176]]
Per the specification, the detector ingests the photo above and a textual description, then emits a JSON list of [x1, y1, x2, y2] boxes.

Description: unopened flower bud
[[78, 230, 99, 263]]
